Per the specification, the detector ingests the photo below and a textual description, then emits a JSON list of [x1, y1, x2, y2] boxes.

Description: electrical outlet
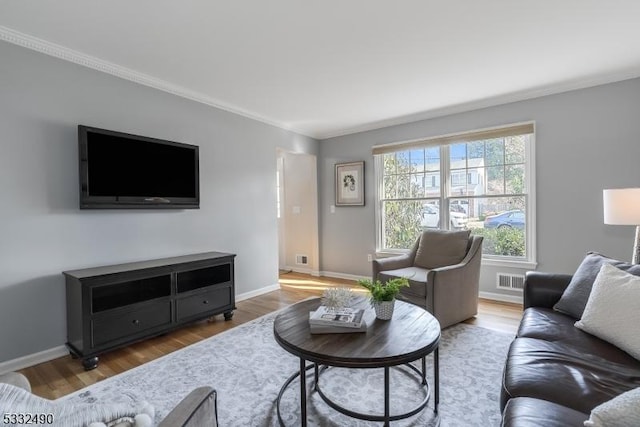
[[367, 254, 373, 262]]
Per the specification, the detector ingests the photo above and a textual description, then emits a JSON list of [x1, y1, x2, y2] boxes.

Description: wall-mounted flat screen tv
[[78, 125, 200, 209]]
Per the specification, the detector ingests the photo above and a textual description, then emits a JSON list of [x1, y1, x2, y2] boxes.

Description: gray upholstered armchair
[[373, 229, 483, 329]]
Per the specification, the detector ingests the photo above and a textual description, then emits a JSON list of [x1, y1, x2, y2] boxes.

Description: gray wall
[[319, 78, 640, 296], [0, 41, 317, 363], [281, 151, 320, 274]]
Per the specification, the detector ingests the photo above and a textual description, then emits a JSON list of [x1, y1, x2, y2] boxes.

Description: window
[[374, 123, 535, 265]]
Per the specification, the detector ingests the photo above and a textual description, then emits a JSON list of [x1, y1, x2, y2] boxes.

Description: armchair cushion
[[378, 267, 429, 298], [414, 229, 471, 269]]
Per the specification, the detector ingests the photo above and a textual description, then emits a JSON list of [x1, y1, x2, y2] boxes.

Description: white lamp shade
[[603, 188, 640, 225]]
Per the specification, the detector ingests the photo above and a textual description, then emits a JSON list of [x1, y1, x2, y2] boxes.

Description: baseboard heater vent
[[295, 254, 309, 265], [497, 273, 525, 291]]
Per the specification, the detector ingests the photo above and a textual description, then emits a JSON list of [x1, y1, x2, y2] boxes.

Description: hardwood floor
[[19, 272, 522, 400]]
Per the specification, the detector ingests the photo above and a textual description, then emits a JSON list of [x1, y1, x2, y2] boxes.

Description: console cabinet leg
[[82, 356, 99, 371], [224, 311, 234, 321]]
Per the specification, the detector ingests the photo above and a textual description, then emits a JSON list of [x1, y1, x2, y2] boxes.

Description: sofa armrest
[[523, 272, 572, 309], [158, 387, 217, 427], [372, 254, 413, 280]]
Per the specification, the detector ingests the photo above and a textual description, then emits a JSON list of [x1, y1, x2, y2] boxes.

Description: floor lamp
[[603, 188, 640, 264]]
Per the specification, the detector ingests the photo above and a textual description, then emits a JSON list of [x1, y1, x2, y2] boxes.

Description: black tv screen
[[79, 125, 199, 209]]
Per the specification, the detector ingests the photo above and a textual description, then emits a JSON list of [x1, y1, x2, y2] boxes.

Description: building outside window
[[373, 123, 535, 266]]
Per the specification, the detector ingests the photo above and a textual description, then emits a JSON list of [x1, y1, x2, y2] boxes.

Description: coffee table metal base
[[276, 349, 439, 427]]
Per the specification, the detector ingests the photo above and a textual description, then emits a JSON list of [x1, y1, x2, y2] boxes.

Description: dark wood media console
[[64, 251, 236, 370]]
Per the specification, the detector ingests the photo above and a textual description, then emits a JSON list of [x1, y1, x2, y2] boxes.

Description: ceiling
[[2, 1, 640, 139]]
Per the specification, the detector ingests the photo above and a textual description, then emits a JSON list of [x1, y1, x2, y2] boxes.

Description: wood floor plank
[[18, 272, 522, 400]]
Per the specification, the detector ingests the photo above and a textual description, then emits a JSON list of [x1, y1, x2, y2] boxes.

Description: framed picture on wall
[[335, 161, 365, 206]]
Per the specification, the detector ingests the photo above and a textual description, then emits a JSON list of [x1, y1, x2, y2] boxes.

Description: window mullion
[[375, 155, 384, 252], [441, 145, 450, 229]]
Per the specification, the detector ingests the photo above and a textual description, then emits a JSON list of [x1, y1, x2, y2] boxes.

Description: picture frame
[[335, 161, 365, 206]]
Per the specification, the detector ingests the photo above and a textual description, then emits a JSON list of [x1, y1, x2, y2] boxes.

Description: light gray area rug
[[61, 311, 513, 426]]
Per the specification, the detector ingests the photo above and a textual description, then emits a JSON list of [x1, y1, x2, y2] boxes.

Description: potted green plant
[[357, 277, 409, 320]]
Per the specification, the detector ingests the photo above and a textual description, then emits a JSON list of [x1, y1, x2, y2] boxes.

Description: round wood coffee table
[[273, 297, 441, 427]]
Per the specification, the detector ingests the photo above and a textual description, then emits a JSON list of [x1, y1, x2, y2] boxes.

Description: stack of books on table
[[309, 305, 368, 334]]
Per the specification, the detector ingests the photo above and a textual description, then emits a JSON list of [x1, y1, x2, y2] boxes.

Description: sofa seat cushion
[[502, 397, 588, 427], [378, 267, 429, 298], [502, 337, 640, 414], [517, 308, 640, 365]]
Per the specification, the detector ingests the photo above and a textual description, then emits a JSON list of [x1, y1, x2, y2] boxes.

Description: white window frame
[[373, 122, 537, 269]]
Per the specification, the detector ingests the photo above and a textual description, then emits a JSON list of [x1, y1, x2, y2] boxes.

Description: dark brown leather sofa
[[500, 271, 640, 426]]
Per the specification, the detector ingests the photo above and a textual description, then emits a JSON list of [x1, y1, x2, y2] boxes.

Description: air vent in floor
[[497, 273, 525, 291]]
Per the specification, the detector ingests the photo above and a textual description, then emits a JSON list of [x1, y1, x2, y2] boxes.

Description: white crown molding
[[0, 25, 315, 138], [316, 69, 640, 140], [4, 26, 640, 142]]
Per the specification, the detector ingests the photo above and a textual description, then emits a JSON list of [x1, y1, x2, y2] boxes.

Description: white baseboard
[[319, 271, 369, 282], [479, 291, 523, 304], [0, 345, 68, 375], [283, 265, 320, 277], [236, 283, 281, 302]]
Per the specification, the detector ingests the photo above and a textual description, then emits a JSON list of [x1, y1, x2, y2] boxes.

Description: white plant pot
[[373, 299, 395, 320]]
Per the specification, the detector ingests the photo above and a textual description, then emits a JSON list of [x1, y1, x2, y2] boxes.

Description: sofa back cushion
[[554, 252, 640, 319], [414, 229, 470, 269]]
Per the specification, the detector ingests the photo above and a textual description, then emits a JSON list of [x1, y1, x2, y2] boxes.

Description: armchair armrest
[[523, 272, 572, 309], [372, 254, 413, 280], [158, 387, 218, 427], [427, 236, 484, 328]]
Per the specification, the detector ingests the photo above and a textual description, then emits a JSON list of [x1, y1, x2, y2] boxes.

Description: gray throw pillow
[[414, 229, 471, 269], [553, 252, 640, 319]]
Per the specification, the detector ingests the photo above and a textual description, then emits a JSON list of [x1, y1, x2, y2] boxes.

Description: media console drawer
[[64, 251, 236, 370], [176, 285, 232, 321], [91, 302, 172, 348]]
